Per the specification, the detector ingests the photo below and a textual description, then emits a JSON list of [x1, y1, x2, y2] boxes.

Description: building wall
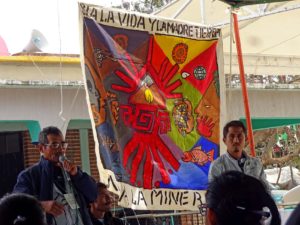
[[23, 131, 39, 167], [0, 58, 82, 81], [0, 87, 90, 135], [226, 89, 300, 121], [22, 129, 99, 181], [88, 129, 100, 180]]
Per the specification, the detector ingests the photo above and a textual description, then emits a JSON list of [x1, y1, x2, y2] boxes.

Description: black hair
[[286, 203, 300, 225], [0, 193, 45, 225], [206, 171, 280, 225], [223, 120, 247, 139], [38, 126, 63, 144], [96, 182, 107, 193]]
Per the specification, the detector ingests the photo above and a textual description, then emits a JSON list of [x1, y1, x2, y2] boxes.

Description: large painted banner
[[79, 2, 222, 210]]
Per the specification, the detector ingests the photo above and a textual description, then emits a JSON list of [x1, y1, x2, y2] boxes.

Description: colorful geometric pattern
[[80, 3, 221, 209]]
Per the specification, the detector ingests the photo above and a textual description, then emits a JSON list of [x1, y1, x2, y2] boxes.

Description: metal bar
[[122, 211, 200, 219], [214, 3, 300, 27], [173, 0, 192, 19], [170, 215, 175, 225], [229, 9, 233, 88], [0, 55, 80, 64], [79, 128, 91, 174], [200, 0, 206, 24], [258, 3, 268, 14], [242, 6, 258, 16], [152, 0, 181, 15], [232, 10, 256, 156], [277, 202, 299, 207]]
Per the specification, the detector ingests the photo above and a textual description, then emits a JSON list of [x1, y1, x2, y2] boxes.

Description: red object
[[232, 12, 255, 157], [0, 36, 9, 56], [111, 36, 181, 189]]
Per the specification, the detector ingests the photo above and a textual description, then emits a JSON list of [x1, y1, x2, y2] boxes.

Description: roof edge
[[0, 55, 80, 64]]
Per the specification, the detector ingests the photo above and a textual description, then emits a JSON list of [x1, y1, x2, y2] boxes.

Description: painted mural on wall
[[79, 2, 222, 210]]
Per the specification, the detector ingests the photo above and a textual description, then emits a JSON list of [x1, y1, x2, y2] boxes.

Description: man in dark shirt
[[13, 126, 97, 225]]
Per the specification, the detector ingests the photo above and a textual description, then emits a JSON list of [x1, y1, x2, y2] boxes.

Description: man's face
[[223, 126, 247, 160], [194, 82, 220, 144], [40, 134, 66, 163], [91, 188, 112, 213]]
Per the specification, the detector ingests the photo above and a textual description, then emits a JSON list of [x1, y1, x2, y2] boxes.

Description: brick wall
[[88, 129, 100, 181], [65, 129, 82, 167], [23, 129, 100, 181], [23, 131, 40, 167]]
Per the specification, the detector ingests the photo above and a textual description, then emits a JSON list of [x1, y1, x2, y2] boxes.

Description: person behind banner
[[0, 193, 45, 225], [208, 120, 270, 188], [13, 126, 97, 225], [205, 171, 280, 225], [89, 182, 125, 225]]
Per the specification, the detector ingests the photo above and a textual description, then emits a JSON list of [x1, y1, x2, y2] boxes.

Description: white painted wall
[[0, 62, 82, 81], [226, 89, 300, 120], [0, 87, 89, 133]]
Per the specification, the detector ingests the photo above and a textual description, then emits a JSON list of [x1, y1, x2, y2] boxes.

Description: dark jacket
[[91, 212, 124, 225], [286, 204, 300, 225], [13, 156, 97, 225]]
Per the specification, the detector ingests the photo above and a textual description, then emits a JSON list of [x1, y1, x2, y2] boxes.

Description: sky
[[0, 0, 122, 55]]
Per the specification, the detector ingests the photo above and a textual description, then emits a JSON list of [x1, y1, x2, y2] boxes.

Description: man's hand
[[41, 200, 64, 217], [62, 160, 78, 176]]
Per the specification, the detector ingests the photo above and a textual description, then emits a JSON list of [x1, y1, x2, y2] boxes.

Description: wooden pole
[[232, 10, 256, 156]]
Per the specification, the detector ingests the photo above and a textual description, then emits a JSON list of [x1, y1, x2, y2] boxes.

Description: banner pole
[[232, 10, 256, 156]]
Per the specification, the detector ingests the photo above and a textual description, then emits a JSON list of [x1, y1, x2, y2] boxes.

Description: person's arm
[[62, 159, 98, 203], [72, 169, 97, 202], [40, 201, 64, 216], [14, 169, 65, 216], [208, 160, 222, 183], [258, 160, 272, 191], [13, 170, 34, 194]]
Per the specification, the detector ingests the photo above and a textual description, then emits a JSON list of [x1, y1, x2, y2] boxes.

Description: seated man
[[89, 182, 124, 225], [208, 120, 269, 188], [13, 126, 97, 225]]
